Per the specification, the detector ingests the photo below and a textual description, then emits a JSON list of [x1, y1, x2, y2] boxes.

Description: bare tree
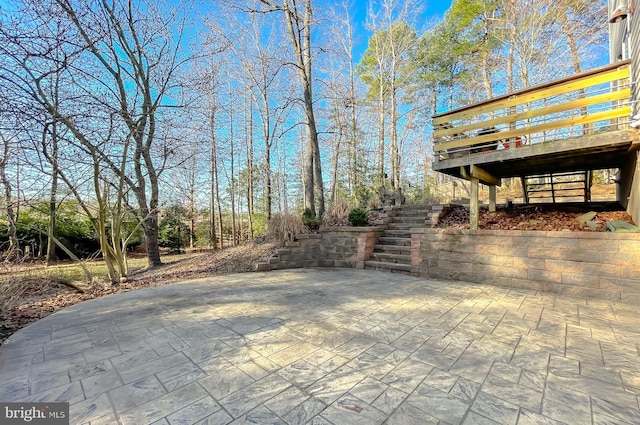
[[43, 121, 59, 265], [207, 8, 295, 221], [322, 3, 369, 207], [192, 58, 222, 250], [360, 0, 419, 190], [254, 0, 325, 218], [492, 0, 606, 90], [196, 59, 226, 249], [245, 94, 255, 238], [0, 0, 192, 269]]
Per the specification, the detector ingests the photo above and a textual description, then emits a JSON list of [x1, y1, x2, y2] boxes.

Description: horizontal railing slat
[[434, 88, 631, 139], [434, 107, 631, 152]]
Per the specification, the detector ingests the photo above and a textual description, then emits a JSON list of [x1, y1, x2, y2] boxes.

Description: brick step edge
[[364, 261, 412, 272], [369, 253, 411, 264], [374, 244, 411, 253]]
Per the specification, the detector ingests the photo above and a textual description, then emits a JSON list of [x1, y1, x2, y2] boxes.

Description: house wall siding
[[609, 0, 638, 115], [630, 0, 640, 118], [610, 0, 628, 62]]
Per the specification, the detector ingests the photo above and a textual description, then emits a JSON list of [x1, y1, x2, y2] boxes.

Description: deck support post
[[470, 177, 479, 230], [521, 176, 529, 203], [489, 186, 496, 212]]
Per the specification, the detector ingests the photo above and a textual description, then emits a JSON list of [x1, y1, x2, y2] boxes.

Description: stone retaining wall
[[257, 226, 640, 302], [256, 227, 384, 271], [412, 228, 640, 302]]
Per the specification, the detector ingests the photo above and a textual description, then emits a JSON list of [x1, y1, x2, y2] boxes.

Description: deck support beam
[[461, 165, 500, 186], [472, 165, 500, 186]]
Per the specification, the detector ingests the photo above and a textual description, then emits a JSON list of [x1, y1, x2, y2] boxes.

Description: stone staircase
[[365, 204, 450, 274]]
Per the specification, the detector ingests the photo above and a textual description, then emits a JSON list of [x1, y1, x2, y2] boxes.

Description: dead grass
[[0, 276, 79, 312], [0, 254, 191, 285], [323, 198, 352, 226]]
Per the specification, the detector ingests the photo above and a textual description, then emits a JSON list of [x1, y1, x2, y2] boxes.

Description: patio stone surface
[[1, 268, 639, 424]]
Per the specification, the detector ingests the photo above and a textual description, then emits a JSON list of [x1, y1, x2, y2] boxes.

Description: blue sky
[[350, 0, 454, 62]]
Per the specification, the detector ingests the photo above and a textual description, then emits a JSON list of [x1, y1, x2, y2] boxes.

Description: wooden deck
[[435, 129, 639, 181], [432, 61, 638, 184], [431, 60, 640, 229]]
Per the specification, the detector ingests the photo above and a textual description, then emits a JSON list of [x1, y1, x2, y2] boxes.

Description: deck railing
[[432, 61, 633, 160]]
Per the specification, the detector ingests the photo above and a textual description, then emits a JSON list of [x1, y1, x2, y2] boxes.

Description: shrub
[[301, 208, 322, 231], [267, 213, 306, 244], [348, 208, 368, 226], [1, 202, 100, 259], [159, 205, 190, 252]]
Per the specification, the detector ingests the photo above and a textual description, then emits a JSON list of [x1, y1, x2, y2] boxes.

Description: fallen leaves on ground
[[0, 241, 279, 344], [436, 205, 634, 231]]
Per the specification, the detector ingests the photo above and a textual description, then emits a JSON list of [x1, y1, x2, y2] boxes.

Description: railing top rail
[[432, 60, 631, 120]]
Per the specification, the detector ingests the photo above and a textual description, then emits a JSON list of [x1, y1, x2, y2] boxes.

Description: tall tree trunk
[[236, 188, 243, 242], [46, 122, 59, 265], [560, 5, 588, 131], [94, 160, 120, 284], [507, 0, 515, 94], [303, 127, 315, 216], [348, 95, 358, 200], [263, 91, 273, 221], [266, 145, 272, 219], [481, 48, 493, 99], [140, 123, 162, 267], [312, 127, 324, 217], [390, 85, 399, 189], [209, 109, 218, 250], [0, 136, 18, 260], [346, 19, 358, 200], [134, 189, 161, 267], [189, 159, 195, 249], [282, 0, 324, 218], [46, 69, 62, 264], [229, 84, 237, 246], [377, 87, 386, 189], [215, 149, 224, 249], [330, 131, 341, 203], [246, 97, 254, 238]]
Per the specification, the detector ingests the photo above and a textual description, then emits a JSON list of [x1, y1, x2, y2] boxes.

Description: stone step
[[374, 244, 411, 254], [384, 229, 411, 238], [394, 209, 430, 217], [378, 237, 411, 246], [388, 222, 418, 230], [365, 261, 412, 273], [394, 217, 424, 224], [369, 252, 411, 264], [394, 204, 432, 210]]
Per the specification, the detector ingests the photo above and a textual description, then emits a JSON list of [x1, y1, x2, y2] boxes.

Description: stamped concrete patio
[[1, 269, 639, 425]]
